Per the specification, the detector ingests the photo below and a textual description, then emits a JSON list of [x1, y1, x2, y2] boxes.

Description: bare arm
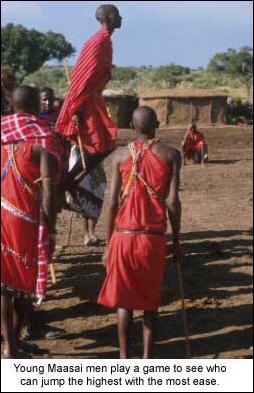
[[105, 153, 122, 244], [101, 152, 122, 267], [32, 145, 57, 235]]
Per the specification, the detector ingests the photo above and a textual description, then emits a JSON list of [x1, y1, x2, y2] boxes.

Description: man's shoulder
[[110, 146, 130, 165], [155, 141, 181, 163], [87, 28, 111, 46]]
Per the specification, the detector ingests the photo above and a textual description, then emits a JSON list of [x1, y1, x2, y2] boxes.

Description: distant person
[[226, 96, 233, 124], [1, 65, 16, 115], [98, 106, 182, 359], [39, 87, 60, 128], [56, 4, 123, 189], [181, 122, 208, 165], [1, 86, 59, 358]]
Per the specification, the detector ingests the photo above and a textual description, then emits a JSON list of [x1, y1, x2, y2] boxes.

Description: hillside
[[23, 65, 250, 101]]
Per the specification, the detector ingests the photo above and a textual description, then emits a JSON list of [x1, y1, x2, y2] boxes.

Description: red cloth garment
[[39, 110, 59, 131], [56, 27, 117, 154], [1, 113, 60, 299], [182, 127, 208, 159], [98, 140, 172, 310], [1, 113, 55, 145], [39, 111, 71, 184]]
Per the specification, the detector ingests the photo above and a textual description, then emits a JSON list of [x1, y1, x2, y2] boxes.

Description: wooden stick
[[49, 263, 56, 284], [175, 257, 191, 358], [77, 134, 86, 170], [64, 58, 86, 171]]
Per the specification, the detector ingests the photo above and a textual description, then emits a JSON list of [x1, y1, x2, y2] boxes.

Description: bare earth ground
[[2, 126, 253, 359]]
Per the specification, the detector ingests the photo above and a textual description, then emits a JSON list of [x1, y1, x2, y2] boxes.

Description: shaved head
[[95, 4, 122, 30], [13, 86, 40, 116], [96, 4, 118, 18], [132, 106, 158, 136]]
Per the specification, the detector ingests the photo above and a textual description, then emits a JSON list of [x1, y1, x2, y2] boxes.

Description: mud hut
[[103, 90, 138, 128], [139, 89, 227, 127]]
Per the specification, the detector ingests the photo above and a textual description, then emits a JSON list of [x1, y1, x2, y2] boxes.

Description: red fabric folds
[[1, 113, 60, 298], [56, 27, 117, 154]]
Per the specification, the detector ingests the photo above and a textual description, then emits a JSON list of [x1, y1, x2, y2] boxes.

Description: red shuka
[[1, 113, 59, 298], [98, 140, 172, 311], [182, 127, 208, 158], [56, 27, 117, 154]]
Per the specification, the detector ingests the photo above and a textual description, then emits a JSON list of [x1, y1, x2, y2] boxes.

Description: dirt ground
[[2, 126, 253, 359]]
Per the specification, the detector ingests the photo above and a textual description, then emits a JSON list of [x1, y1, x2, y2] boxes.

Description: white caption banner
[[1, 359, 253, 392]]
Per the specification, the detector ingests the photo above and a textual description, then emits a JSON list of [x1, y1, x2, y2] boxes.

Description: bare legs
[[13, 297, 28, 344], [1, 293, 18, 358], [117, 308, 157, 359], [143, 311, 157, 359], [1, 293, 29, 358], [117, 308, 133, 359], [83, 218, 98, 245]]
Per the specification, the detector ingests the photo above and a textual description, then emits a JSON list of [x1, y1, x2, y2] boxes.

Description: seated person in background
[[181, 122, 208, 165]]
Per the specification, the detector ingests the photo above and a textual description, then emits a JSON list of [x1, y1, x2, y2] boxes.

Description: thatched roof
[[103, 89, 136, 98], [140, 88, 228, 99]]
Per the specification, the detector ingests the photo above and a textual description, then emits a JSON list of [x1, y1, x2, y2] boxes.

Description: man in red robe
[[1, 86, 59, 358], [181, 122, 208, 165], [56, 4, 122, 188], [98, 106, 183, 358]]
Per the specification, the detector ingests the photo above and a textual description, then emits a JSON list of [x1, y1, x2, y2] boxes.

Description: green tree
[[112, 67, 138, 83], [208, 47, 253, 100], [1, 23, 75, 82], [152, 64, 191, 87]]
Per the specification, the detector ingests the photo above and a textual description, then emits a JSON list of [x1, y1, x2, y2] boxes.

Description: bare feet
[[84, 235, 100, 246]]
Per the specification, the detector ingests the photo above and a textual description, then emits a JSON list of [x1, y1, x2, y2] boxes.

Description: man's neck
[[135, 132, 155, 140], [101, 24, 114, 35]]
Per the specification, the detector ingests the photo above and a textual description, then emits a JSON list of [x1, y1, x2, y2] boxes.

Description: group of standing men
[[1, 4, 183, 359]]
